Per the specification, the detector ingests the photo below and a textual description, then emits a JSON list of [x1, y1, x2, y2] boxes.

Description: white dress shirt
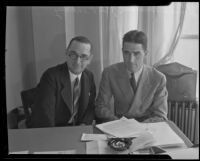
[[128, 65, 143, 85]]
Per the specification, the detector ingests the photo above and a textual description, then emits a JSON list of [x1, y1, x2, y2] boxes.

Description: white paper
[[86, 141, 99, 154], [96, 117, 146, 138], [33, 149, 76, 154], [9, 150, 29, 154], [96, 118, 185, 148], [139, 122, 185, 147], [164, 147, 199, 159], [129, 131, 156, 152], [81, 133, 107, 141]]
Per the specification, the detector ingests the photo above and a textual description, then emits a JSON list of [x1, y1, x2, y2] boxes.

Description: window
[[172, 3, 199, 98]]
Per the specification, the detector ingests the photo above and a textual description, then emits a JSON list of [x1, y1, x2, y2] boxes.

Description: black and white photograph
[[4, 2, 199, 159]]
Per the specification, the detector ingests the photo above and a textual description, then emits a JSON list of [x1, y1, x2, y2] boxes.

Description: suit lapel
[[61, 63, 73, 114], [116, 64, 134, 103], [77, 71, 90, 121], [128, 65, 151, 114]]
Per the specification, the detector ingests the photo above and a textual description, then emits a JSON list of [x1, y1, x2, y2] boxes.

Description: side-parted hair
[[66, 36, 92, 53], [123, 30, 147, 51]]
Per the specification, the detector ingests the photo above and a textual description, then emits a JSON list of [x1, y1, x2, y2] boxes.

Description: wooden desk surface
[[8, 121, 193, 154], [8, 125, 93, 154]]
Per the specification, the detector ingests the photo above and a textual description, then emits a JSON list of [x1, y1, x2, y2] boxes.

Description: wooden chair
[[156, 62, 198, 144], [20, 87, 37, 128], [7, 106, 26, 129]]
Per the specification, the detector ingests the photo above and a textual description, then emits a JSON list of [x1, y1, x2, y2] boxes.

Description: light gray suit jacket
[[95, 62, 168, 123]]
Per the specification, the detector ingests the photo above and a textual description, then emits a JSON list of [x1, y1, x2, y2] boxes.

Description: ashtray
[[107, 138, 133, 151]]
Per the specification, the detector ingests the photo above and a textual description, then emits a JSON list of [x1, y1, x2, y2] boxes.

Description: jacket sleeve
[[143, 75, 168, 123], [30, 70, 56, 128], [95, 68, 118, 123]]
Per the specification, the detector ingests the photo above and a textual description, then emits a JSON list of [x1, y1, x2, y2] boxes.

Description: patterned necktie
[[69, 77, 80, 125], [130, 73, 137, 93]]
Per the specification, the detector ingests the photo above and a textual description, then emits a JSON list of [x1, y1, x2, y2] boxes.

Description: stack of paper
[[95, 117, 185, 147], [96, 117, 146, 138], [139, 121, 185, 147]]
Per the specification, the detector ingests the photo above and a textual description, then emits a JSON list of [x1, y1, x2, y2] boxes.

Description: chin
[[72, 69, 83, 75], [127, 65, 138, 72]]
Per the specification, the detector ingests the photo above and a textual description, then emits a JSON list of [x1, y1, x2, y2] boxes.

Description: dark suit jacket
[[95, 62, 168, 123], [29, 62, 96, 128]]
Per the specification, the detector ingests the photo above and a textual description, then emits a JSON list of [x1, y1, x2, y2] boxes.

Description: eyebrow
[[123, 50, 141, 53], [69, 50, 90, 56]]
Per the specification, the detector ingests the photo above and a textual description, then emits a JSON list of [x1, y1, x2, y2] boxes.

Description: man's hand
[[142, 116, 165, 123]]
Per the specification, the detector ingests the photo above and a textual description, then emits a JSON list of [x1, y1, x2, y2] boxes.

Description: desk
[[8, 121, 193, 154], [8, 125, 92, 154]]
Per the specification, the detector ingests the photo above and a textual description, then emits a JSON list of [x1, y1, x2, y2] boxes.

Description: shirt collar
[[127, 65, 143, 84], [68, 70, 82, 82]]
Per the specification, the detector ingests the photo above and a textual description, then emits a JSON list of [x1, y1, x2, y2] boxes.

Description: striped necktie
[[130, 73, 137, 93], [69, 77, 80, 125]]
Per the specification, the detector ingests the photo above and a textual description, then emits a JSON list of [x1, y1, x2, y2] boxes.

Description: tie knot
[[74, 77, 79, 85], [131, 73, 135, 78]]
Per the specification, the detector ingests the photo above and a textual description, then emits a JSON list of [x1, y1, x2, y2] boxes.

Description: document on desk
[[81, 133, 108, 141], [96, 117, 146, 138], [96, 117, 185, 147], [139, 121, 185, 147]]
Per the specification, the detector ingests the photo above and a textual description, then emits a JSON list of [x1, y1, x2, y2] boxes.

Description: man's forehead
[[123, 42, 143, 50], [69, 40, 91, 52]]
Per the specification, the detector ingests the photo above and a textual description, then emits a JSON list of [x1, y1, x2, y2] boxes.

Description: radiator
[[168, 101, 199, 144]]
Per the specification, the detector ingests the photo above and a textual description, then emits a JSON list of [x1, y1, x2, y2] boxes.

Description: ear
[[88, 54, 93, 64]]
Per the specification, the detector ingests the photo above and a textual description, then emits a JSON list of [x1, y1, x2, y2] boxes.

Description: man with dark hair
[[95, 30, 168, 123], [30, 36, 96, 127]]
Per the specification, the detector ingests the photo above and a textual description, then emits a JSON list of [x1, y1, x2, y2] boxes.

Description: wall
[[74, 7, 102, 88], [6, 7, 66, 113], [31, 7, 66, 82], [6, 7, 36, 113]]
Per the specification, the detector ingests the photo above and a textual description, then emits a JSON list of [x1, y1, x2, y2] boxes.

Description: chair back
[[20, 87, 37, 127], [156, 62, 198, 144], [156, 62, 197, 101]]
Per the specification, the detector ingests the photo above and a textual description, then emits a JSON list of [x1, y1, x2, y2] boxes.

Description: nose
[[75, 56, 81, 64], [129, 54, 136, 63]]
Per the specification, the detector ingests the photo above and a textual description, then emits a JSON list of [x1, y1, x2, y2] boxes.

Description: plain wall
[[6, 7, 36, 113], [74, 7, 102, 88], [31, 7, 66, 82], [6, 7, 66, 113]]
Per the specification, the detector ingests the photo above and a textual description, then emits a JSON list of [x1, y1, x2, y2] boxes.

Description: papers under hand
[[96, 117, 146, 138], [142, 122, 185, 147]]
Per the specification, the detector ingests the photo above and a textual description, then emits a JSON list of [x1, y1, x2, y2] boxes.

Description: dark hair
[[67, 36, 92, 52], [123, 30, 147, 51]]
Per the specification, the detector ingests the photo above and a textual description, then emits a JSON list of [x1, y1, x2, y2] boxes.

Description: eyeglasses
[[68, 52, 90, 61]]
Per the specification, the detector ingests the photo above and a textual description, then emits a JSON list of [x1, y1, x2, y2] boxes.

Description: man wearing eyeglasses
[[95, 30, 168, 123], [30, 36, 96, 128]]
